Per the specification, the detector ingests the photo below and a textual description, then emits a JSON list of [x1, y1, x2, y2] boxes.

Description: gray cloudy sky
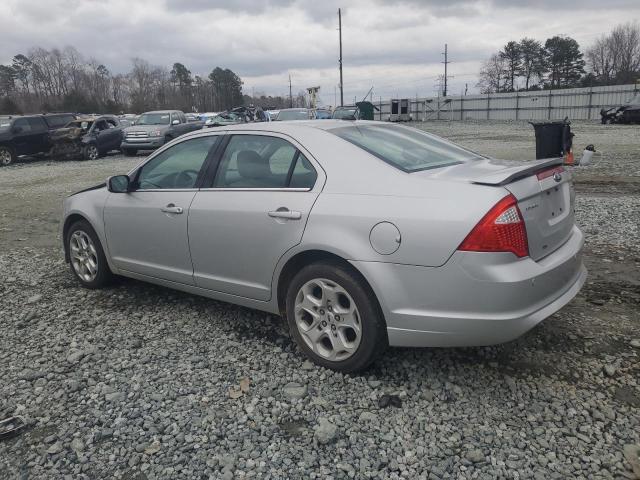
[[1, 0, 638, 104]]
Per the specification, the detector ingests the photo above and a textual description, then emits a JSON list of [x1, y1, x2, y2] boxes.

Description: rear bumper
[[352, 225, 586, 347], [121, 138, 164, 150]]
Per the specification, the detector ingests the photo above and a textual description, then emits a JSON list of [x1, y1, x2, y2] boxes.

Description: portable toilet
[[399, 99, 411, 122], [389, 99, 400, 122]]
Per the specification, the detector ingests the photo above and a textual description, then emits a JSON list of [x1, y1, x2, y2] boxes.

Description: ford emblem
[[553, 172, 562, 182]]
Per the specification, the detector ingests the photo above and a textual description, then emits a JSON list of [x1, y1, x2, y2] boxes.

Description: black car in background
[[0, 115, 53, 165], [50, 115, 123, 160]]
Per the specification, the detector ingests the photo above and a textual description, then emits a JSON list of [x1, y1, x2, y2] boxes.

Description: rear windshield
[[330, 124, 483, 172], [332, 108, 357, 119], [277, 110, 309, 121]]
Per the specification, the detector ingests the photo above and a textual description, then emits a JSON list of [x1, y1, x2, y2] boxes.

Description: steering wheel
[[174, 169, 199, 188]]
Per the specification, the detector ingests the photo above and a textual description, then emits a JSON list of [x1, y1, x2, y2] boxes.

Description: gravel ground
[[1, 122, 639, 479]]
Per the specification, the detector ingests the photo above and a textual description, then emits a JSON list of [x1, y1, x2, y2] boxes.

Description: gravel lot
[[1, 121, 639, 479]]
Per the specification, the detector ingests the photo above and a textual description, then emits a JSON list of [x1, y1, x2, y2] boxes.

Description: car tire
[[123, 148, 137, 157], [83, 144, 99, 161], [66, 220, 114, 289], [285, 261, 387, 372], [0, 146, 15, 166]]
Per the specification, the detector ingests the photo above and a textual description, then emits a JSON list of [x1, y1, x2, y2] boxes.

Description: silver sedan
[[61, 120, 586, 372]]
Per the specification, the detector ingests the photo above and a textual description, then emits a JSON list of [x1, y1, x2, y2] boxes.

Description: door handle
[[268, 209, 301, 220], [161, 204, 183, 214]]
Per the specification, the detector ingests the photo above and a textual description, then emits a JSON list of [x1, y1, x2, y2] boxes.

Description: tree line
[[0, 46, 289, 115], [477, 21, 640, 93]]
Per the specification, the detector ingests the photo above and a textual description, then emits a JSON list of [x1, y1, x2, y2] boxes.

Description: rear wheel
[[83, 144, 99, 160], [66, 220, 114, 289], [123, 148, 137, 157], [0, 146, 15, 166], [285, 262, 387, 372]]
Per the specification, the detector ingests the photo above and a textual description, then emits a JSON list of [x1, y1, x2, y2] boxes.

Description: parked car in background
[[50, 115, 123, 160], [332, 106, 360, 120], [274, 108, 312, 120], [205, 112, 244, 128], [120, 110, 202, 156], [60, 120, 585, 372], [0, 115, 52, 166], [600, 92, 640, 124], [185, 113, 203, 124], [314, 109, 332, 119], [118, 114, 139, 128]]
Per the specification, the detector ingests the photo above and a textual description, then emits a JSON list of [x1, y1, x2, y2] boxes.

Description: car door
[[27, 117, 50, 154], [95, 119, 120, 152], [104, 135, 220, 284], [188, 133, 323, 300], [11, 118, 36, 155]]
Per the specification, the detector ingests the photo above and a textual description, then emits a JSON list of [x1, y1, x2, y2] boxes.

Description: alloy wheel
[[0, 149, 12, 166], [294, 278, 362, 361], [70, 231, 99, 282], [86, 145, 98, 160]]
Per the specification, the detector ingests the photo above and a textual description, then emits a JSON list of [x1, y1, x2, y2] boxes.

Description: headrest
[[237, 150, 271, 180]]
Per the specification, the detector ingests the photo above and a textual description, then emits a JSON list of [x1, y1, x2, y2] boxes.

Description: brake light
[[536, 166, 565, 181], [458, 194, 529, 258]]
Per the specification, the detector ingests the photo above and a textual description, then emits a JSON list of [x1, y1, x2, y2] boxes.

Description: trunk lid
[[422, 157, 575, 261]]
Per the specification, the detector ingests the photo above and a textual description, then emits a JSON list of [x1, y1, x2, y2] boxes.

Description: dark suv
[[0, 115, 51, 166], [0, 113, 77, 166]]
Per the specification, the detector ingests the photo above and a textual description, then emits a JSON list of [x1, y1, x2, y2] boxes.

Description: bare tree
[[476, 54, 507, 93]]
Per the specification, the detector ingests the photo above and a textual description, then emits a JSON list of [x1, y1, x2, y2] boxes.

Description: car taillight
[[458, 194, 529, 258]]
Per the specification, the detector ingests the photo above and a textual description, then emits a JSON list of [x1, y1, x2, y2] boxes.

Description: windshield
[[315, 110, 332, 119], [0, 117, 11, 128], [333, 108, 357, 119], [137, 113, 171, 125], [68, 120, 94, 130], [277, 110, 309, 121], [330, 124, 484, 172]]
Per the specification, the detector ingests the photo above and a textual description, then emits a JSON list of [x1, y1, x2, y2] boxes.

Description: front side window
[[330, 124, 484, 172], [213, 135, 316, 189], [136, 136, 219, 190], [13, 118, 31, 133]]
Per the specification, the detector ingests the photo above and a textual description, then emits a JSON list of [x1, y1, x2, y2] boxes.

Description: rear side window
[[330, 124, 483, 172], [213, 135, 316, 189], [28, 117, 48, 132], [45, 115, 74, 129]]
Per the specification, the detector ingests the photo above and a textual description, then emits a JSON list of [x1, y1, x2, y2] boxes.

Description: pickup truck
[[120, 110, 202, 156]]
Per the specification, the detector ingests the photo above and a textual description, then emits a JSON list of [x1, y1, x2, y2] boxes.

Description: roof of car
[[143, 110, 181, 114]]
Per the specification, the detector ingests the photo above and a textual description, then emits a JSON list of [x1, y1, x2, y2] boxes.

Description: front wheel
[[0, 146, 15, 166], [66, 220, 114, 289], [83, 144, 99, 160], [285, 262, 387, 372]]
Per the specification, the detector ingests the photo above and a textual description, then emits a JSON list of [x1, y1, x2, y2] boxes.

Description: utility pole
[[289, 74, 293, 108], [338, 8, 344, 106], [442, 44, 450, 97]]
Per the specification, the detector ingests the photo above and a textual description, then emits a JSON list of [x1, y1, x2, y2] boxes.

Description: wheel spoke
[[293, 277, 362, 363]]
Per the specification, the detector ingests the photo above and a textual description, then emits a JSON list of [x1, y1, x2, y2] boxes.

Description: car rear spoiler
[[471, 157, 564, 186]]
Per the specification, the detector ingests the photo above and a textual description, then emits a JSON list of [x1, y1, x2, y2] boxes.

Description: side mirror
[[172, 119, 179, 125], [107, 175, 130, 193]]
